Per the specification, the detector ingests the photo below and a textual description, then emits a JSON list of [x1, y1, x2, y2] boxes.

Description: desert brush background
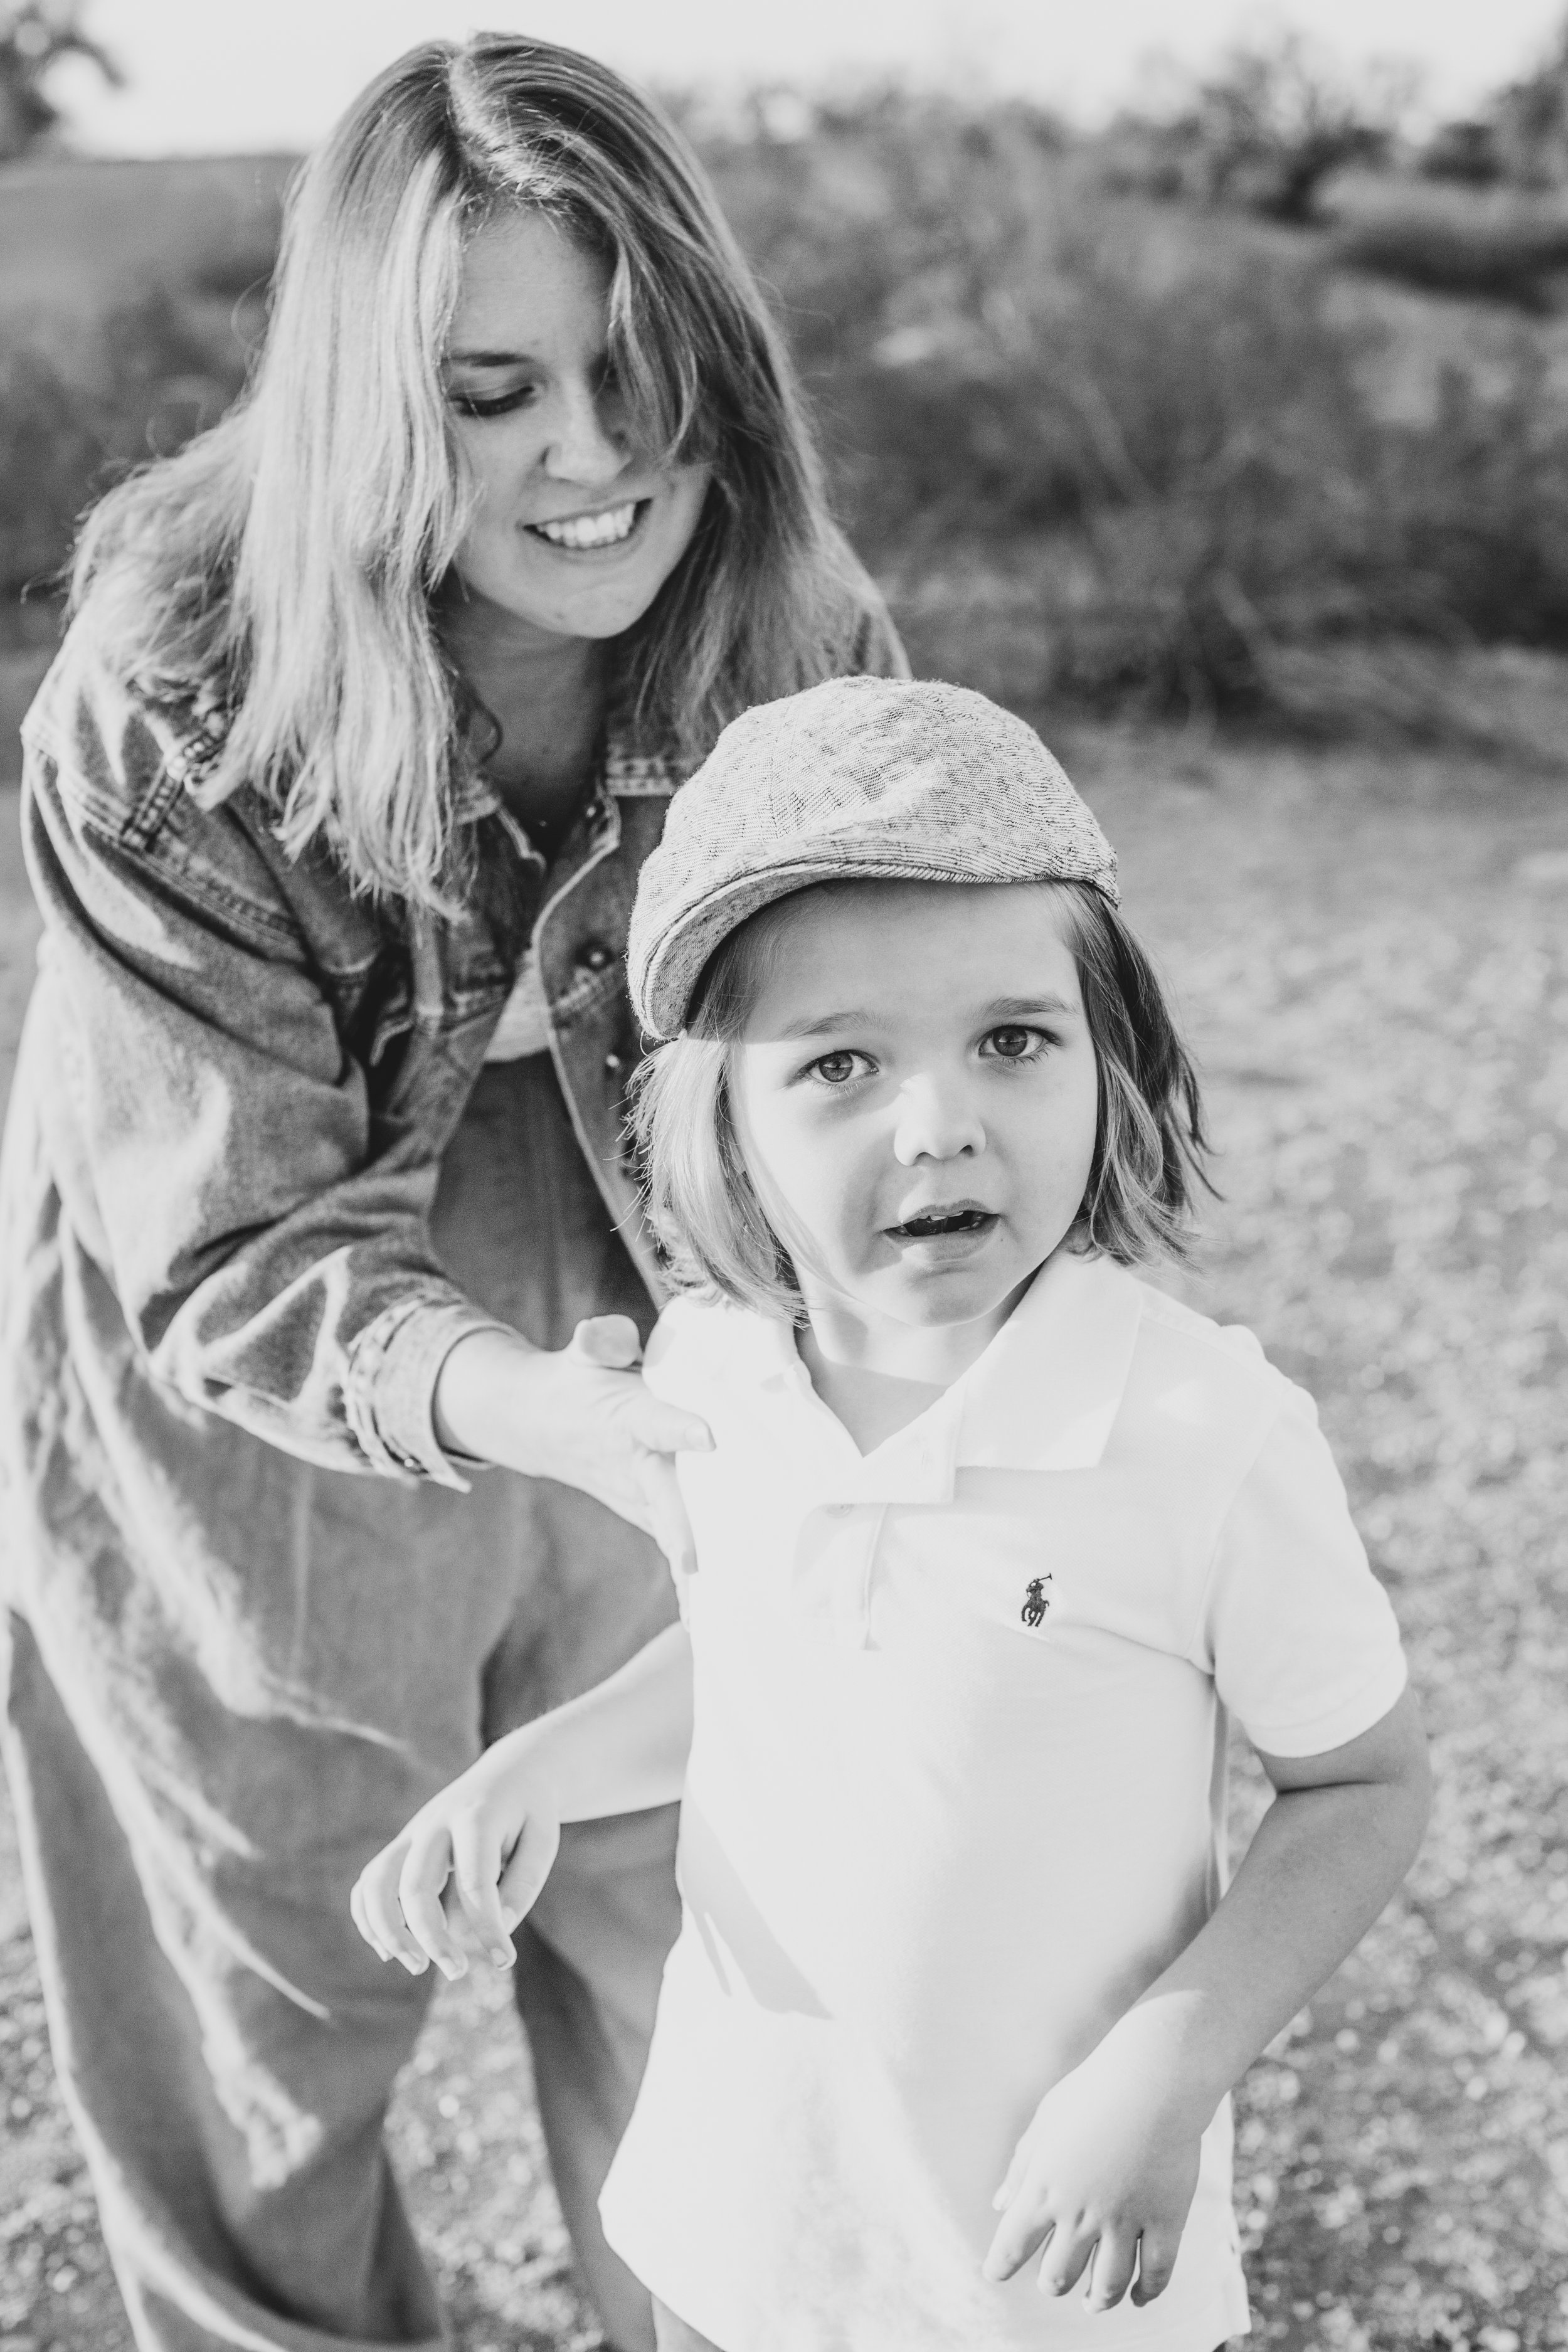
[[0, 12, 1566, 2349]]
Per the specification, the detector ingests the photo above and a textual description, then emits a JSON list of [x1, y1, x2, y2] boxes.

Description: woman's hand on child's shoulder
[[982, 2028, 1205, 2312], [350, 1732, 561, 1982]]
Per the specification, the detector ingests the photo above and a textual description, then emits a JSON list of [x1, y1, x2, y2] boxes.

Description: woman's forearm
[[432, 1319, 710, 1572], [499, 1621, 694, 1821]]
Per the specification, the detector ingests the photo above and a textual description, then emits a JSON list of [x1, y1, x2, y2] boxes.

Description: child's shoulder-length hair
[[69, 34, 866, 908], [631, 880, 1213, 1320]]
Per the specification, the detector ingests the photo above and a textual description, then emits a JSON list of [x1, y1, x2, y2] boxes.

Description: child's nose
[[891, 1074, 985, 1165]]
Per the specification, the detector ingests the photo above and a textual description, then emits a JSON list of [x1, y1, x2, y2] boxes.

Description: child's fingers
[[396, 1825, 469, 1980], [353, 1841, 432, 1974], [982, 2193, 1056, 2284], [1035, 2217, 1096, 2299], [349, 1875, 393, 1964], [1083, 2226, 1139, 2312], [448, 1809, 517, 1966], [1129, 2226, 1182, 2306], [990, 2141, 1028, 2213], [497, 1803, 562, 1929]]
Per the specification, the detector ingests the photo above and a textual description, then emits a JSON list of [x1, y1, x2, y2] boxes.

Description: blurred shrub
[[0, 289, 248, 620], [1418, 21, 1568, 194], [1478, 23, 1568, 192], [6, 88, 1568, 748], [1417, 120, 1506, 190], [699, 90, 1568, 728], [1328, 186, 1568, 309]]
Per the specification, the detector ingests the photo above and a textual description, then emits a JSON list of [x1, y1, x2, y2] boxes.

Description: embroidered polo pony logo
[[1021, 1574, 1054, 1628]]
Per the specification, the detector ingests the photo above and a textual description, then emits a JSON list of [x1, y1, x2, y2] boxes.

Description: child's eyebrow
[[982, 993, 1080, 1019], [782, 1009, 877, 1039], [778, 993, 1079, 1041]]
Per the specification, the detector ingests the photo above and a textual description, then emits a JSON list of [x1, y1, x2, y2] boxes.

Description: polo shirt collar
[[955, 1248, 1144, 1475], [747, 1249, 1145, 1508]]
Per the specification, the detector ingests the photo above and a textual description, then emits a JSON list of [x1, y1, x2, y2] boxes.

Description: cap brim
[[637, 849, 1116, 1040]]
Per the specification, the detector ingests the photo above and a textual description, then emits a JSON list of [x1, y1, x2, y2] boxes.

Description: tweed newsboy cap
[[627, 675, 1120, 1041]]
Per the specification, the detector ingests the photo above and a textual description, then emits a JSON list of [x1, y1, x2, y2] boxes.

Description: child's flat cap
[[627, 675, 1119, 1041]]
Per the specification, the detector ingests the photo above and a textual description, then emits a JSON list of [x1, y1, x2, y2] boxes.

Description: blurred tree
[[1419, 13, 1568, 191], [0, 1, 122, 162], [1103, 34, 1411, 225], [1491, 18, 1568, 187]]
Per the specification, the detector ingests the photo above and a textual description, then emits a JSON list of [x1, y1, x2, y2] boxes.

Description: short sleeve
[[1194, 1382, 1407, 1757]]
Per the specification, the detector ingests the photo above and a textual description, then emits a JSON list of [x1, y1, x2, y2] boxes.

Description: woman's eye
[[982, 1025, 1045, 1062], [808, 1050, 866, 1086], [448, 383, 538, 420]]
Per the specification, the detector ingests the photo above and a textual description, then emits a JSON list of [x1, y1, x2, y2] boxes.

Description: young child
[[353, 679, 1431, 2352]]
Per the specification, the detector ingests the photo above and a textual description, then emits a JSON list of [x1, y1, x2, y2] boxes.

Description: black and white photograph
[[0, 6, 1565, 2351]]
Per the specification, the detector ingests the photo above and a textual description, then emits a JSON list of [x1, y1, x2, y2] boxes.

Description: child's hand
[[982, 2028, 1204, 2312], [351, 1735, 561, 1982]]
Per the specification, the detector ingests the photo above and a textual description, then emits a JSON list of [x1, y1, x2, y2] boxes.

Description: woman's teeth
[[530, 502, 640, 550]]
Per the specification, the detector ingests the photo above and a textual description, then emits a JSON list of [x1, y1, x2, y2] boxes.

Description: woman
[[0, 36, 904, 2352]]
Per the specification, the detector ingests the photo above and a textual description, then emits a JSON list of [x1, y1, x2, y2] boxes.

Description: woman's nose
[[542, 376, 627, 487], [891, 1074, 985, 1166]]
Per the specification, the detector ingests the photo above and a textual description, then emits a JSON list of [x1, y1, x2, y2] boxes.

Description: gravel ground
[[1, 727, 1565, 2352]]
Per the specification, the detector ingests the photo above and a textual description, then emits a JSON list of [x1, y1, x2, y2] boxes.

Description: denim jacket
[[2, 588, 906, 1496]]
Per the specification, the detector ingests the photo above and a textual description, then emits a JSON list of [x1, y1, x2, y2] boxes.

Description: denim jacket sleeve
[[18, 639, 506, 1487]]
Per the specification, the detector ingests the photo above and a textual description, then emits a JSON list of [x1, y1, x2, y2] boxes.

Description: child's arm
[[351, 1621, 694, 1982], [985, 1685, 1431, 2312]]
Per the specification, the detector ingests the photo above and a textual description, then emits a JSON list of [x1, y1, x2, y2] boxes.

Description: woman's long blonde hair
[[72, 36, 861, 906]]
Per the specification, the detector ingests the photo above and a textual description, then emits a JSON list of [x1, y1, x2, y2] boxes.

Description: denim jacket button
[[578, 940, 614, 972], [604, 1051, 625, 1077]]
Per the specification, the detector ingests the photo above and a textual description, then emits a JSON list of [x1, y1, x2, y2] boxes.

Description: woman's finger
[[497, 1804, 562, 1927], [568, 1314, 643, 1367], [628, 1394, 714, 1457], [397, 1826, 467, 1979], [450, 1808, 516, 1967], [634, 1448, 697, 1579]]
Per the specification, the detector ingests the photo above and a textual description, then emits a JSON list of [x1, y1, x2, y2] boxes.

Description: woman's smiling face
[[443, 207, 711, 644], [730, 881, 1102, 1359]]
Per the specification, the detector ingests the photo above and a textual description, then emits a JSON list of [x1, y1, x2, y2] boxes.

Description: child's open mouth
[[884, 1207, 998, 1242]]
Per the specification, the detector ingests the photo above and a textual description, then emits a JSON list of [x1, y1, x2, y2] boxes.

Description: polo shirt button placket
[[826, 1503, 882, 1650], [793, 1501, 875, 1646]]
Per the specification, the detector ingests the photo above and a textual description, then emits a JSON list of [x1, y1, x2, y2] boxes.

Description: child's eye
[[980, 1025, 1049, 1063], [448, 383, 539, 420], [806, 1049, 872, 1087]]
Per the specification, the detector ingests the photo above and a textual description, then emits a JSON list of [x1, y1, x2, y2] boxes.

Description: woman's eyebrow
[[445, 346, 539, 368]]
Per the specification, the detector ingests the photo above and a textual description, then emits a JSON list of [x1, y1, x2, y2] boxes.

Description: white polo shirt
[[599, 1250, 1408, 2352]]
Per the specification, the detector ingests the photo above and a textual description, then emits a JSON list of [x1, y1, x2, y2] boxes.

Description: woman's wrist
[[432, 1325, 546, 1465]]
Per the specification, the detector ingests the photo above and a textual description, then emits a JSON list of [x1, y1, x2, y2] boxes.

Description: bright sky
[[53, 0, 1568, 156]]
